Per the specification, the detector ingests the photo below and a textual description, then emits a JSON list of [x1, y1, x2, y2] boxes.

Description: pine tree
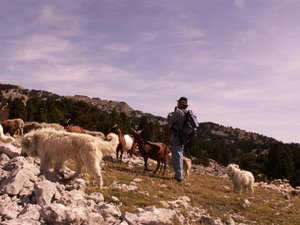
[[8, 98, 26, 119]]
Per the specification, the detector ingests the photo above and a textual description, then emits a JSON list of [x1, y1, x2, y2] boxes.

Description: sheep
[[112, 124, 137, 162], [166, 152, 192, 179], [23, 122, 64, 134], [21, 128, 119, 188], [1, 118, 24, 136], [131, 128, 169, 176], [0, 124, 15, 143]]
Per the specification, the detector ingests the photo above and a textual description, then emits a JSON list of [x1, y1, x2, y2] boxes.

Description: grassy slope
[[79, 161, 300, 225]]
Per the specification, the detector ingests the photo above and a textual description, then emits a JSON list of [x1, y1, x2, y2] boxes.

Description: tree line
[[1, 95, 300, 187]]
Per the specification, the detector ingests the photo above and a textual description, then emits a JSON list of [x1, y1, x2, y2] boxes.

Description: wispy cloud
[[234, 0, 245, 8], [38, 5, 65, 24], [12, 34, 73, 62], [170, 25, 205, 40], [36, 4, 81, 36], [103, 43, 132, 53], [95, 64, 134, 81], [138, 32, 158, 42]]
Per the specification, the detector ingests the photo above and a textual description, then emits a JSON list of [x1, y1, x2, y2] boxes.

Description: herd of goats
[[0, 118, 254, 194], [0, 118, 192, 189]]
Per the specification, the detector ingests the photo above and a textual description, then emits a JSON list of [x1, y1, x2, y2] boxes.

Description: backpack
[[179, 110, 199, 145]]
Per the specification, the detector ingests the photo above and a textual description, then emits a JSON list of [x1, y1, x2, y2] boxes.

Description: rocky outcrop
[[64, 95, 167, 123], [256, 179, 300, 199], [0, 143, 227, 225], [0, 145, 121, 224], [1, 142, 299, 225], [64, 95, 135, 115]]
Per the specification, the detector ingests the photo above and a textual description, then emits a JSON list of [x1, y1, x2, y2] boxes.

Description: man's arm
[[167, 110, 180, 125]]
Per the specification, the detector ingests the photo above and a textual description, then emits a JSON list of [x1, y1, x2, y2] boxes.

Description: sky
[[1, 0, 300, 144]]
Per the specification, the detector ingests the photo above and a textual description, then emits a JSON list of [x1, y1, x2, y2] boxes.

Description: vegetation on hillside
[[0, 84, 300, 188]]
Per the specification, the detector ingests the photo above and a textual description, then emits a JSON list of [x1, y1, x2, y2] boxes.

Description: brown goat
[[112, 124, 137, 162], [1, 118, 24, 136], [66, 125, 105, 140], [131, 128, 169, 176], [65, 125, 86, 134]]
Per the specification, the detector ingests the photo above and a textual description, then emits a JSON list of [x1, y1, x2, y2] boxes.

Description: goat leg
[[153, 161, 160, 174], [157, 161, 165, 176], [120, 149, 124, 162], [116, 148, 120, 161], [143, 157, 149, 173], [162, 161, 166, 176]]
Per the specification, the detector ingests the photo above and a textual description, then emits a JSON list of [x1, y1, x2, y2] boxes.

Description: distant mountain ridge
[[198, 122, 279, 147], [64, 95, 134, 114], [0, 83, 282, 145], [0, 83, 166, 123], [0, 83, 60, 101]]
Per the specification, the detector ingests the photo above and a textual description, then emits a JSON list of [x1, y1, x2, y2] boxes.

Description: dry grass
[[77, 160, 300, 224]]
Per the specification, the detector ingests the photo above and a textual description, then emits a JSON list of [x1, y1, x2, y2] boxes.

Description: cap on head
[[177, 97, 188, 106]]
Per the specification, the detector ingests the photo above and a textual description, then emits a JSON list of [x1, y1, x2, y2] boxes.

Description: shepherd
[[167, 97, 198, 182]]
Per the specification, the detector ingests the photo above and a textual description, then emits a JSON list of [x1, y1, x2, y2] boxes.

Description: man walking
[[167, 97, 189, 182]]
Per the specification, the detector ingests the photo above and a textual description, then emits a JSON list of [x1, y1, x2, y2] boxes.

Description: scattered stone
[[124, 206, 178, 225], [242, 199, 251, 208], [0, 153, 10, 167], [0, 144, 21, 159], [0, 157, 39, 196], [0, 142, 298, 225], [112, 181, 138, 192], [107, 196, 121, 205], [18, 204, 41, 221], [87, 192, 105, 204], [132, 178, 142, 183], [34, 180, 59, 206]]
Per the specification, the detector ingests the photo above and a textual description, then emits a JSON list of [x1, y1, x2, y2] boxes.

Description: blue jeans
[[170, 132, 184, 181]]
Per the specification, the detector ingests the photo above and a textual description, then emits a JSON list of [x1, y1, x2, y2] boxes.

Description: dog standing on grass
[[167, 153, 192, 179], [226, 163, 255, 194]]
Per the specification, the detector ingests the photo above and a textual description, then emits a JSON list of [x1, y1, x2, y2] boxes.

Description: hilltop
[[0, 83, 278, 143], [0, 83, 166, 124]]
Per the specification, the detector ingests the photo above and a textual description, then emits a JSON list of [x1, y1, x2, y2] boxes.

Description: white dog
[[167, 153, 192, 179], [226, 163, 254, 194], [0, 124, 15, 143], [21, 128, 119, 188]]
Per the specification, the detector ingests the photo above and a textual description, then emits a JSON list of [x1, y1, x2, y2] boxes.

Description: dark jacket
[[167, 109, 186, 133]]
